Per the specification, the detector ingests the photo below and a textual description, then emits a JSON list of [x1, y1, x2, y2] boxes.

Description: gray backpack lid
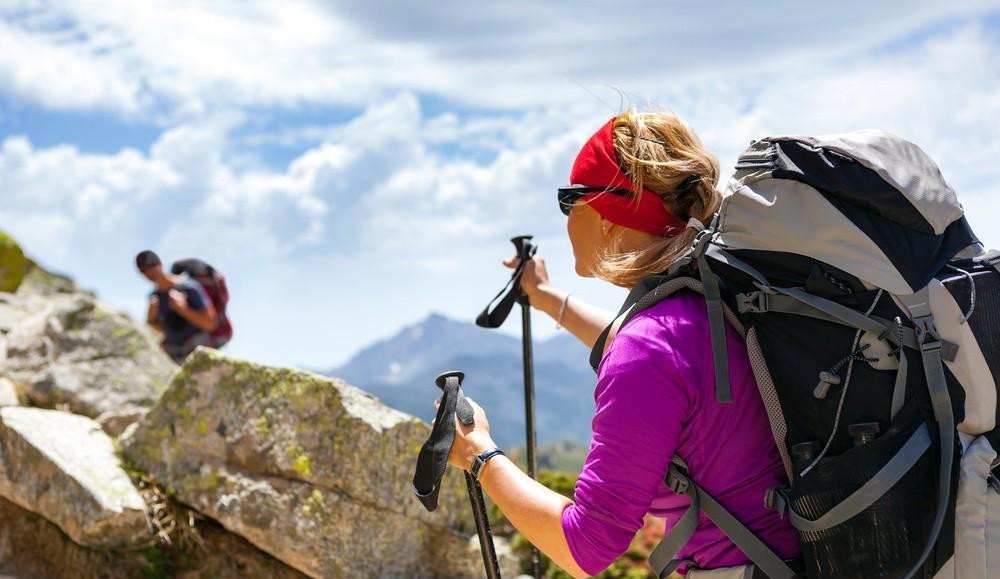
[[716, 130, 979, 294]]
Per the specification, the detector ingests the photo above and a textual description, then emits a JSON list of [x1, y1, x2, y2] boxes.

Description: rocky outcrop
[[18, 257, 87, 297], [0, 231, 26, 294], [0, 407, 148, 549], [0, 495, 309, 579], [2, 294, 175, 430], [124, 347, 514, 578], [0, 253, 518, 578], [0, 291, 45, 337]]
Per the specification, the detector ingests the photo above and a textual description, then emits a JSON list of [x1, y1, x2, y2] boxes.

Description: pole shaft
[[520, 302, 542, 579], [465, 472, 503, 579], [521, 303, 537, 480]]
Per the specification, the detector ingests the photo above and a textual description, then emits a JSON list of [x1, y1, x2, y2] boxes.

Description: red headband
[[569, 117, 688, 236]]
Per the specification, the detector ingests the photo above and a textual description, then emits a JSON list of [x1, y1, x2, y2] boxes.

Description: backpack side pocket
[[954, 432, 1000, 578]]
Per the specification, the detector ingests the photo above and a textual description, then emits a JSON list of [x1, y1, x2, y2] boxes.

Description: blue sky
[[1, 1, 998, 370]]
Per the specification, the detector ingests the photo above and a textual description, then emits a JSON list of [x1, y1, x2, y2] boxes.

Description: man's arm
[[168, 289, 218, 332], [146, 295, 163, 333]]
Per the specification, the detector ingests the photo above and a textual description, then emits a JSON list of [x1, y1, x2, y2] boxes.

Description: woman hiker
[[441, 111, 801, 577]]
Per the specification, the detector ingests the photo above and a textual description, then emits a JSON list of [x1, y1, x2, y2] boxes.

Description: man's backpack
[[593, 131, 1000, 579], [170, 258, 233, 348]]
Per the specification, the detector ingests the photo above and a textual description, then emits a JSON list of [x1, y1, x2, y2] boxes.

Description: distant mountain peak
[[324, 309, 596, 446], [424, 311, 451, 323]]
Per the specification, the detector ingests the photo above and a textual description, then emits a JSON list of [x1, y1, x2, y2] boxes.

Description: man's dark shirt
[[152, 277, 210, 346]]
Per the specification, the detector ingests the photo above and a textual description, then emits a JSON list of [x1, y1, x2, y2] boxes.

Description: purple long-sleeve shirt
[[561, 290, 800, 575]]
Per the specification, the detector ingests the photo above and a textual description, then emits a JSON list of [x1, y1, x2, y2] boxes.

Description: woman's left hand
[[435, 396, 498, 471]]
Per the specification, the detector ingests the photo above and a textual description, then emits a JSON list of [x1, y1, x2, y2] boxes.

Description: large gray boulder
[[124, 347, 515, 578], [2, 294, 175, 432], [0, 292, 47, 337], [0, 257, 80, 337], [0, 494, 310, 579], [0, 407, 148, 549]]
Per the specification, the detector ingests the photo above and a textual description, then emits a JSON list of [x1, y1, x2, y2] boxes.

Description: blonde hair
[[592, 110, 722, 287]]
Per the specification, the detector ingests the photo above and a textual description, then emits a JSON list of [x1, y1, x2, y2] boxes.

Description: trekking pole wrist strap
[[470, 448, 504, 481]]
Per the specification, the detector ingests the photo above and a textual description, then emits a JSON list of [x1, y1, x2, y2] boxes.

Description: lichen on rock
[[124, 347, 514, 578]]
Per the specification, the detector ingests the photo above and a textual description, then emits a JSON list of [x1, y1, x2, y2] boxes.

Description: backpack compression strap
[[896, 289, 956, 579], [412, 373, 476, 511]]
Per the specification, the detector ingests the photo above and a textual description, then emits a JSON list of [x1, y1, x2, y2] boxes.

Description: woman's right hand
[[504, 254, 550, 300]]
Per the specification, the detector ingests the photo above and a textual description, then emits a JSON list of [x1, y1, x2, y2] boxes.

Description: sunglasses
[[557, 184, 634, 216]]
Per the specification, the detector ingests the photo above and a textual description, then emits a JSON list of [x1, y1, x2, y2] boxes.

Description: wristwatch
[[470, 448, 505, 481]]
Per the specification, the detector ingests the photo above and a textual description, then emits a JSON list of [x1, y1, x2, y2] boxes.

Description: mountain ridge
[[323, 312, 596, 447]]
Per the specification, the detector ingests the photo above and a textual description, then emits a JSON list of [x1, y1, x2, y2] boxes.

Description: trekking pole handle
[[511, 234, 535, 254], [510, 235, 537, 305], [435, 370, 466, 391]]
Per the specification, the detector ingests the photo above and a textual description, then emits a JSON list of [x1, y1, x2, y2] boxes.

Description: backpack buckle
[[736, 291, 769, 314], [764, 486, 791, 518], [666, 465, 691, 495], [912, 315, 943, 353], [691, 227, 716, 259]]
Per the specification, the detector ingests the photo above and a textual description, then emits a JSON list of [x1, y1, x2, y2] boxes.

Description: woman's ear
[[601, 217, 613, 237]]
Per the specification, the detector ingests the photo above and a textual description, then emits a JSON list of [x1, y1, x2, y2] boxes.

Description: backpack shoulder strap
[[589, 270, 747, 401], [601, 303, 638, 359], [589, 273, 708, 371]]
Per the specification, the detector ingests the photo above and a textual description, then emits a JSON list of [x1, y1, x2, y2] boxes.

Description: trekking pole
[[465, 470, 502, 579], [412, 371, 502, 579], [512, 237, 542, 579], [476, 235, 541, 579]]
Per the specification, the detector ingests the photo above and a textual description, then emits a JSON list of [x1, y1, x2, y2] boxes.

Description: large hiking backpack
[[592, 131, 1000, 579], [170, 258, 233, 348]]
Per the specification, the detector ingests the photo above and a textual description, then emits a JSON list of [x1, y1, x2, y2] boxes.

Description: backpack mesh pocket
[[791, 419, 954, 579]]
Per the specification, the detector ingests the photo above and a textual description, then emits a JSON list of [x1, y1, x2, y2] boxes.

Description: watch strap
[[470, 448, 505, 481]]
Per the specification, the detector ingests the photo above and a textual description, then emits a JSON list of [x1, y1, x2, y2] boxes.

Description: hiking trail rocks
[[2, 293, 175, 432], [0, 494, 309, 579], [124, 347, 515, 578], [0, 254, 512, 578], [0, 407, 148, 549]]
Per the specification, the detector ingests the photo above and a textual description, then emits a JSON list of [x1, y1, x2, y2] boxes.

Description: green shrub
[[493, 469, 658, 579]]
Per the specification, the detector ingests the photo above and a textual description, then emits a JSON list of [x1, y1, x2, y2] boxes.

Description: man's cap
[[135, 250, 162, 271]]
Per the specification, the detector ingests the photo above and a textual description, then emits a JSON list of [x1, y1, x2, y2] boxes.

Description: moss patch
[[0, 230, 26, 293]]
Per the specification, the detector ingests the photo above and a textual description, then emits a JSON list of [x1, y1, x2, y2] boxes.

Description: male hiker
[[135, 250, 217, 363]]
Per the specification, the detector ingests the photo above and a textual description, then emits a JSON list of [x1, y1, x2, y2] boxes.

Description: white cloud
[[0, 17, 141, 114], [0, 12, 998, 369], [1, 1, 997, 119], [0, 135, 179, 222]]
